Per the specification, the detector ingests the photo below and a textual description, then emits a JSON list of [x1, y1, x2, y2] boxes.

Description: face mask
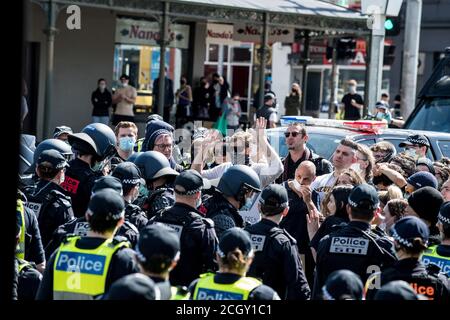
[[122, 82, 128, 87], [376, 112, 384, 119], [405, 148, 418, 160], [139, 184, 149, 198], [59, 172, 66, 185], [196, 197, 202, 209], [241, 197, 253, 211], [119, 137, 135, 152], [350, 163, 364, 176], [349, 86, 356, 94], [99, 84, 106, 91], [91, 161, 104, 172], [292, 179, 302, 192]]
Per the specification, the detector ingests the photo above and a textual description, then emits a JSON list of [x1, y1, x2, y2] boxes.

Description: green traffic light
[[385, 19, 394, 30]]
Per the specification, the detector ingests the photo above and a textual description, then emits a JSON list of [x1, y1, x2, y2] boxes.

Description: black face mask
[[180, 80, 186, 85]]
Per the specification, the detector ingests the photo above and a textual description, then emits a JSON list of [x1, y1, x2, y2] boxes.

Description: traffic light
[[383, 43, 396, 65], [336, 38, 357, 61], [385, 17, 401, 36]]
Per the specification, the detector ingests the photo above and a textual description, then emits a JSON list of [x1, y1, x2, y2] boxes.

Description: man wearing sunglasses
[[278, 123, 332, 183]]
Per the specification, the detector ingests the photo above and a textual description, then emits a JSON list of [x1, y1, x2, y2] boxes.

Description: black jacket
[[23, 206, 45, 265], [365, 258, 449, 301], [61, 158, 102, 218], [124, 202, 148, 231], [313, 221, 397, 298], [24, 180, 74, 248], [153, 77, 174, 109], [142, 186, 176, 219], [148, 203, 218, 286], [245, 219, 311, 300], [203, 191, 245, 238], [91, 88, 112, 116]]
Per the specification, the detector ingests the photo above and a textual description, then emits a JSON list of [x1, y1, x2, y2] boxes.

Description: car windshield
[[407, 98, 450, 133], [267, 130, 343, 160]]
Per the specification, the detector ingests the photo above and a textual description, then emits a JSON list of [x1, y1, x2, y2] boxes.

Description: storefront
[[113, 17, 191, 114]]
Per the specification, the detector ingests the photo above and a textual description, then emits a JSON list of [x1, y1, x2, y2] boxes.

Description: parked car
[[404, 47, 450, 133], [267, 116, 450, 161]]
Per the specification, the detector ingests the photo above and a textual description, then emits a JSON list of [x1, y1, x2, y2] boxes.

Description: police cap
[[399, 134, 430, 148], [136, 224, 180, 263], [37, 149, 70, 170], [259, 184, 288, 215], [87, 188, 125, 220], [174, 169, 210, 196], [391, 216, 429, 248], [218, 227, 253, 258], [348, 183, 379, 210], [112, 162, 145, 186], [406, 171, 438, 190], [92, 176, 123, 195], [103, 273, 159, 300], [374, 280, 420, 300], [322, 270, 363, 300], [438, 201, 450, 226]]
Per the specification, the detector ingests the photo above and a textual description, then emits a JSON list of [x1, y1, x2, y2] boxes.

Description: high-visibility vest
[[53, 236, 129, 300], [170, 286, 190, 300], [193, 273, 262, 300], [422, 245, 450, 276], [17, 258, 34, 274], [16, 199, 26, 260]]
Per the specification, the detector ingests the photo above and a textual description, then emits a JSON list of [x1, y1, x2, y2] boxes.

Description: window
[[208, 44, 219, 62], [438, 140, 450, 158], [232, 46, 251, 62]]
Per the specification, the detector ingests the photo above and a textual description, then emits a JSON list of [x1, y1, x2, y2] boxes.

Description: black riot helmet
[[24, 138, 73, 174], [128, 152, 143, 163], [217, 165, 261, 201], [134, 151, 179, 182], [68, 123, 116, 161]]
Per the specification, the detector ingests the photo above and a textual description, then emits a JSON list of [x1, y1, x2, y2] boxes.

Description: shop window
[[232, 46, 251, 62], [208, 44, 219, 62]]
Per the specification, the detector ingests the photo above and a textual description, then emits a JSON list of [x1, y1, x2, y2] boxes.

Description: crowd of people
[[14, 101, 450, 301]]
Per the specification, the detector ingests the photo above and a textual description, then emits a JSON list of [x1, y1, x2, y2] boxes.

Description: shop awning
[[38, 0, 369, 35]]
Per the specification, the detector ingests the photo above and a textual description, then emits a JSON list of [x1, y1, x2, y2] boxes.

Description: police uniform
[[365, 216, 449, 301], [36, 189, 139, 300], [134, 224, 190, 300], [204, 190, 245, 238], [245, 184, 311, 300], [148, 170, 218, 287], [23, 149, 75, 248], [189, 228, 280, 300], [142, 186, 175, 219], [16, 192, 46, 266], [124, 202, 148, 231], [421, 202, 450, 277], [313, 184, 397, 298], [16, 258, 42, 300], [103, 273, 160, 300]]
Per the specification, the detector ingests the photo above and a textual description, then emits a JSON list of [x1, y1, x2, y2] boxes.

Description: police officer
[[320, 270, 364, 300], [365, 216, 449, 301], [134, 151, 179, 218], [111, 162, 148, 231], [25, 150, 74, 248], [255, 93, 278, 129], [36, 189, 138, 300], [189, 227, 280, 300], [102, 273, 159, 300], [313, 183, 397, 298], [45, 176, 140, 257], [421, 201, 450, 276], [14, 217, 42, 300], [203, 165, 261, 238], [148, 170, 218, 287], [21, 138, 73, 190], [62, 123, 117, 218], [245, 184, 311, 300], [133, 224, 189, 300], [16, 190, 46, 273]]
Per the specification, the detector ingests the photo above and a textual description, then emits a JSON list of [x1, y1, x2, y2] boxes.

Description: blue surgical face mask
[[241, 197, 254, 211], [119, 137, 135, 152], [139, 184, 149, 198], [196, 197, 202, 209], [91, 161, 103, 172]]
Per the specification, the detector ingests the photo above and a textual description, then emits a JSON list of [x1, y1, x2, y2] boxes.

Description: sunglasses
[[284, 132, 301, 138]]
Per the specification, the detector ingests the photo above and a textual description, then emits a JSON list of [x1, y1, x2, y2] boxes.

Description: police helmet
[[217, 165, 261, 199], [24, 138, 73, 174], [127, 152, 143, 163], [69, 123, 116, 160], [134, 151, 179, 181]]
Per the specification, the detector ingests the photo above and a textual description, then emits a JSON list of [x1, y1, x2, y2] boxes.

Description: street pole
[[401, 0, 422, 118], [158, 1, 169, 118], [258, 12, 269, 112], [301, 31, 310, 116], [363, 35, 371, 117], [43, 0, 58, 139], [328, 39, 338, 119], [366, 14, 385, 117]]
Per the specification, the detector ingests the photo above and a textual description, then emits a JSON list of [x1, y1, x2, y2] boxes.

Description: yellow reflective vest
[[193, 273, 262, 300], [16, 199, 26, 260], [422, 245, 450, 276], [53, 236, 129, 300]]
